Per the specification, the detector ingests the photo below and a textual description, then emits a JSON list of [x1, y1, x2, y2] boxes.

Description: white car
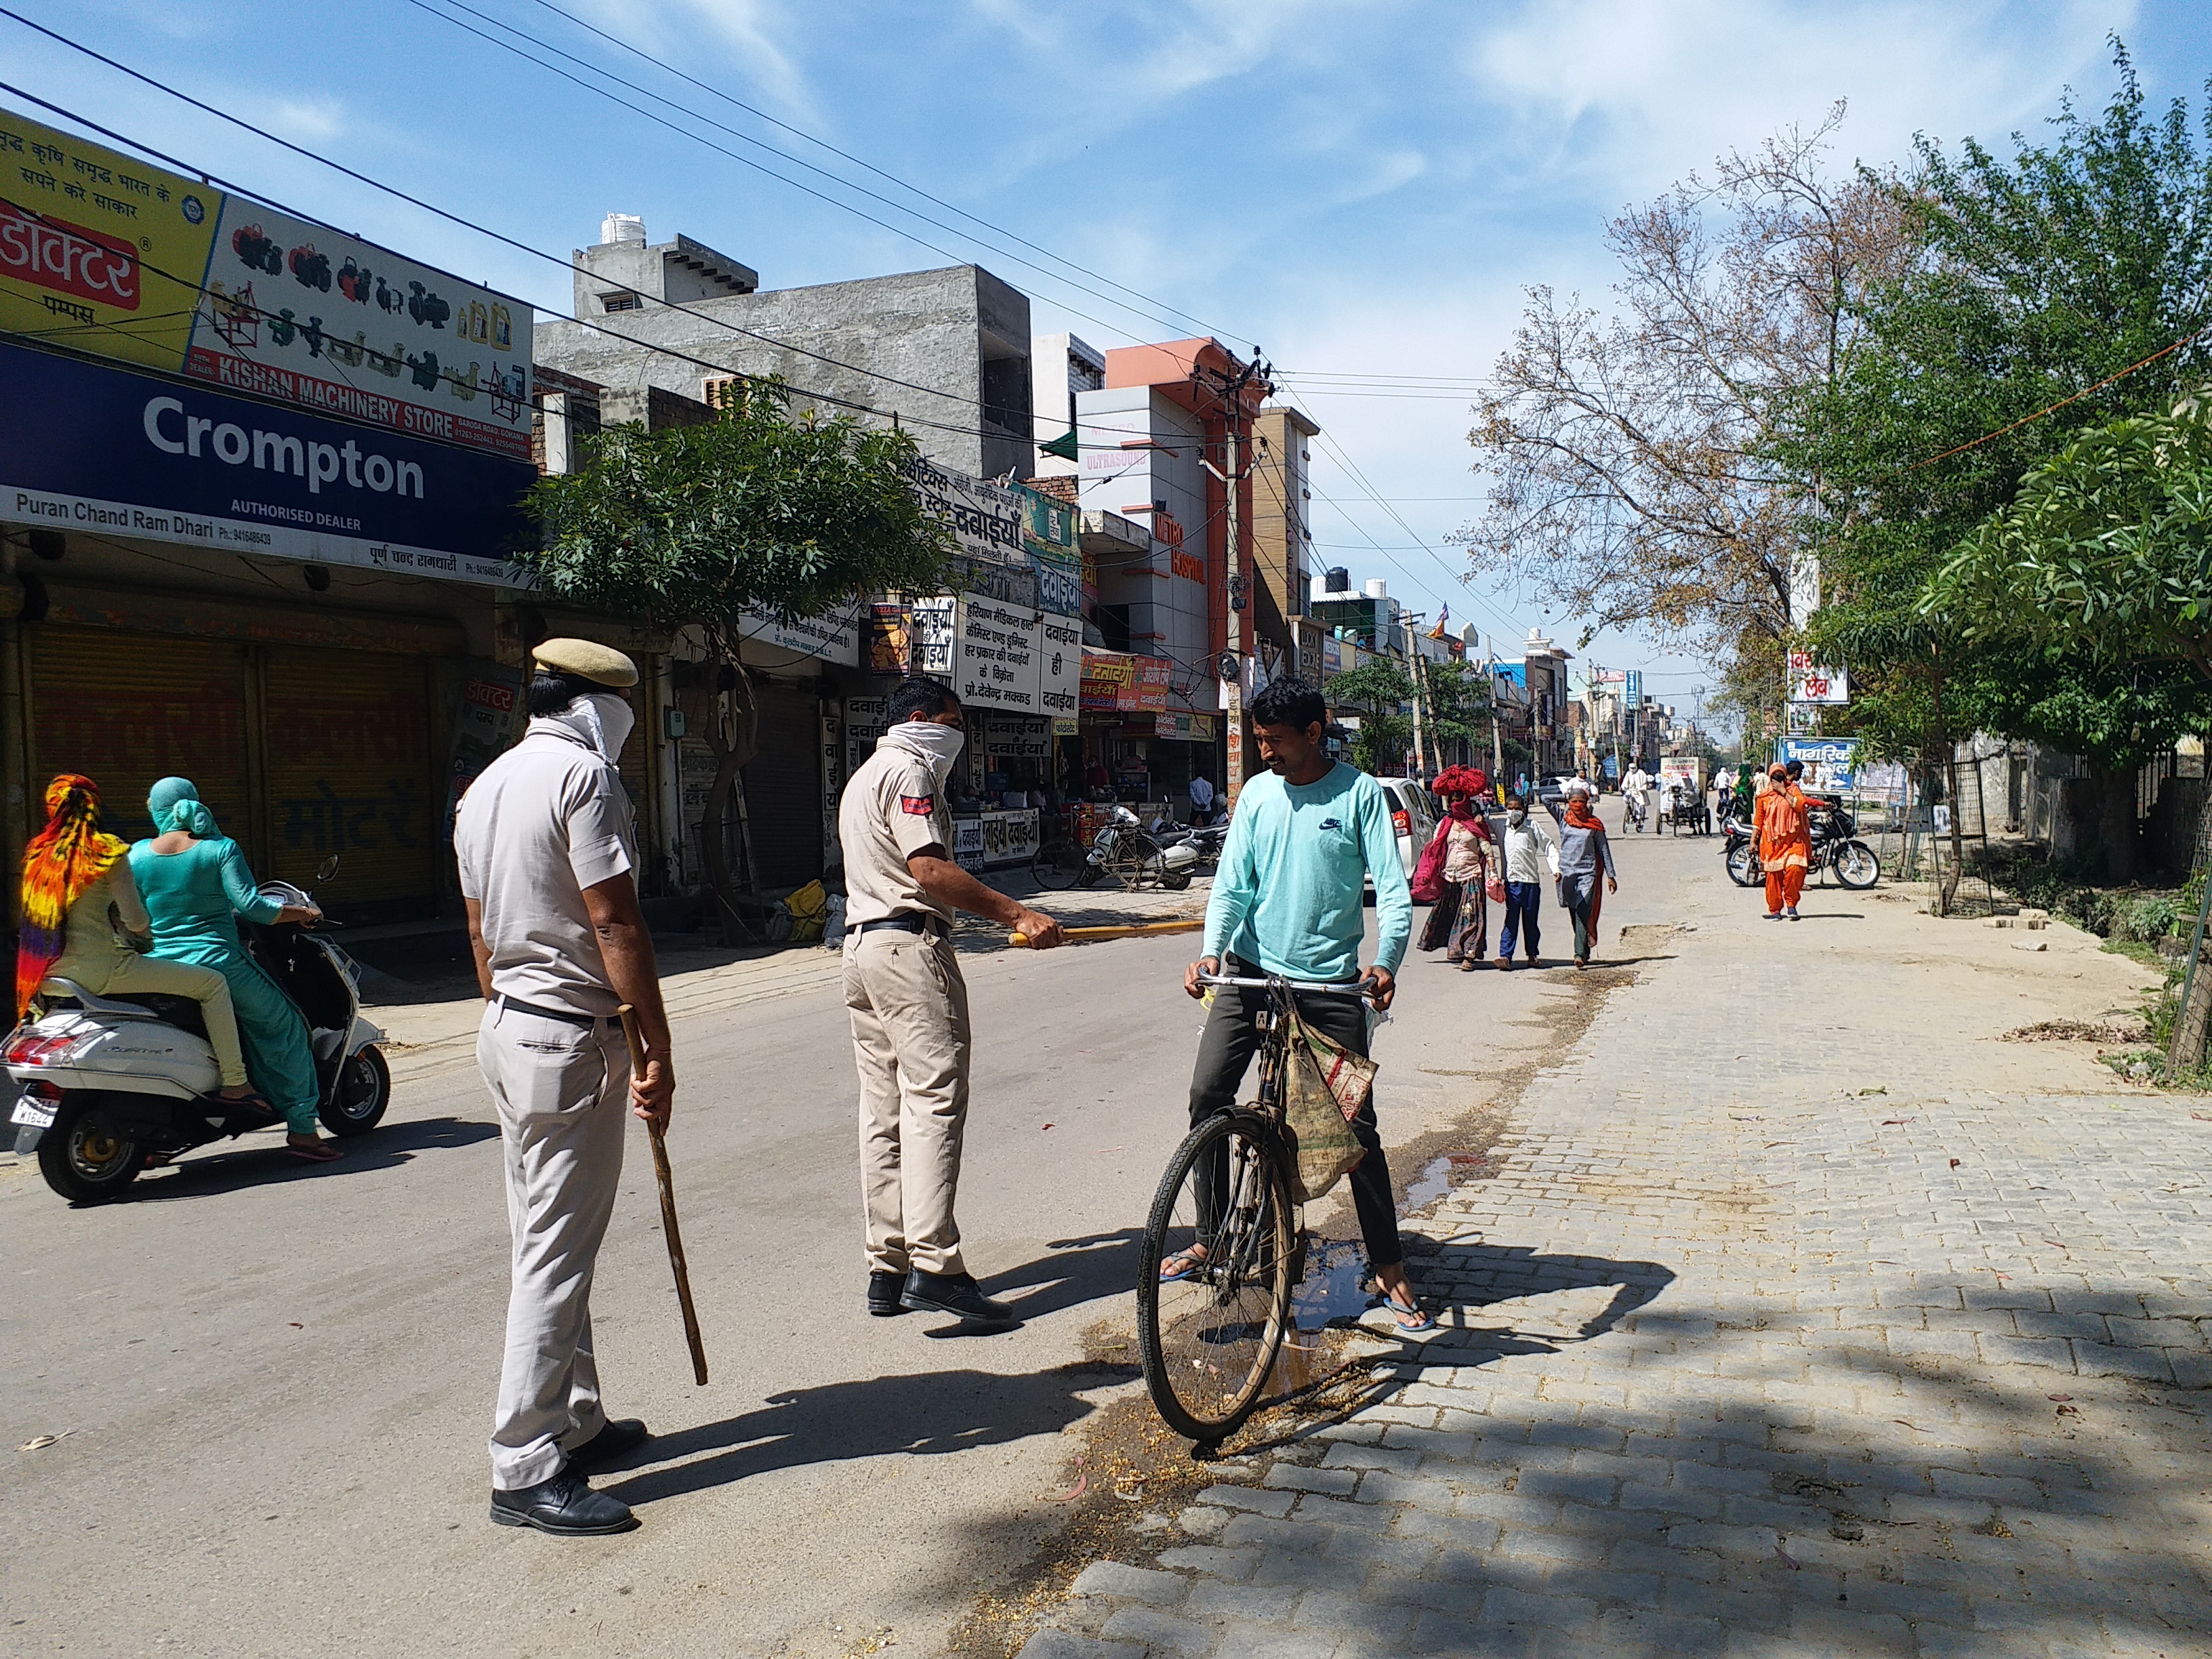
[[1375, 776, 1438, 882]]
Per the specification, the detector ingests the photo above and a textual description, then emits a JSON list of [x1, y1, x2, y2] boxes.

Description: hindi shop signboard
[[1786, 651, 1849, 706], [1, 104, 532, 462], [954, 594, 1042, 713], [1080, 649, 1172, 713], [1780, 737, 1858, 790], [0, 340, 533, 586]]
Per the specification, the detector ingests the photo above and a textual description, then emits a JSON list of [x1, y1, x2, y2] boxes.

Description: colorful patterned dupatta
[[16, 774, 126, 1018]]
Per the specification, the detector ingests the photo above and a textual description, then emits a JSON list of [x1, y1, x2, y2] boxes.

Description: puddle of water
[[1404, 1150, 1489, 1211]]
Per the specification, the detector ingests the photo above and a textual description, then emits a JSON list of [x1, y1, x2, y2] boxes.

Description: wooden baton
[[1007, 918, 1205, 947], [617, 1003, 708, 1387]]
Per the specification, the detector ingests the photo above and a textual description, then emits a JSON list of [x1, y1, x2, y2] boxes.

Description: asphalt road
[[0, 804, 1698, 1658]]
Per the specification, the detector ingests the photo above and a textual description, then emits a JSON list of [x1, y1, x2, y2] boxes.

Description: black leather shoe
[[899, 1269, 1016, 1325], [868, 1270, 909, 1316], [489, 1469, 638, 1536], [567, 1418, 651, 1473]]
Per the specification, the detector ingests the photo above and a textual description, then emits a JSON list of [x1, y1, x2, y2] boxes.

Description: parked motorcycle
[[1154, 819, 1228, 876], [6, 857, 390, 1203], [1723, 800, 1881, 890]]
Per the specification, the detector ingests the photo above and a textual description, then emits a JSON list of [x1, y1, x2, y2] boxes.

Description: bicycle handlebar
[[1195, 972, 1374, 997]]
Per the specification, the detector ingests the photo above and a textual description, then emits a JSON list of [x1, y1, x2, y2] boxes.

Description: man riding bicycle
[[1177, 676, 1429, 1331], [1621, 765, 1651, 832]]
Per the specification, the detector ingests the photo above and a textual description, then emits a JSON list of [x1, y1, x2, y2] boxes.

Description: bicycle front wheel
[[1137, 1111, 1296, 1443], [1116, 832, 1167, 890], [1031, 840, 1087, 890]]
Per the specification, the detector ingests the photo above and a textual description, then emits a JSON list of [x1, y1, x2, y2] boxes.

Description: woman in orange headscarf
[[1755, 762, 1811, 920], [16, 775, 264, 1105]]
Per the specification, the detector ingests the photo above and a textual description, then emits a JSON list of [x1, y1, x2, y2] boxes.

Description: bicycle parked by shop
[[1031, 804, 1192, 892], [1135, 969, 1371, 1443]]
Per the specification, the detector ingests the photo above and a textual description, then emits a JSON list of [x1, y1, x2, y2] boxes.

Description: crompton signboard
[[0, 341, 533, 584], [0, 104, 531, 462]]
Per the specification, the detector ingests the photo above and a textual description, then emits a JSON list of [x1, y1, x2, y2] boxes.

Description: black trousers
[[1187, 956, 1402, 1269]]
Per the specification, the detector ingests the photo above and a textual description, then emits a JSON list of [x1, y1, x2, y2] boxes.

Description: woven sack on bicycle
[[1280, 1006, 1377, 1201]]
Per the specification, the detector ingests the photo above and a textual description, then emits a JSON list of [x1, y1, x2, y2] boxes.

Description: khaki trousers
[[842, 928, 972, 1278], [476, 1001, 628, 1490]]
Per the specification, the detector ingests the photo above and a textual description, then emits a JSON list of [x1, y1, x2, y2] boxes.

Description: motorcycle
[[1723, 800, 1881, 890], [5, 857, 390, 1203], [1154, 818, 1228, 876], [1623, 791, 1649, 832]]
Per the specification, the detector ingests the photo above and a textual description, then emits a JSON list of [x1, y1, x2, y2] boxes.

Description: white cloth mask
[[533, 691, 635, 764], [877, 718, 966, 783]]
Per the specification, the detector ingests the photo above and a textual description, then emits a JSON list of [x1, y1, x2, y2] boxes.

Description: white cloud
[[565, 0, 820, 123], [269, 100, 346, 144], [1470, 0, 2134, 194]]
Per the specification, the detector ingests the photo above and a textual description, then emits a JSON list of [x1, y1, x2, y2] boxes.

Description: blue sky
[[10, 0, 2211, 727]]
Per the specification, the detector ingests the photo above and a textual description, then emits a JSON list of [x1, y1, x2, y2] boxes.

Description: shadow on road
[[115, 1115, 499, 1201], [979, 1229, 1145, 1322], [601, 1360, 1138, 1507]]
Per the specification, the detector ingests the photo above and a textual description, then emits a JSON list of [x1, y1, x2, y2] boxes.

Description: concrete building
[[538, 217, 1035, 482], [1519, 628, 1573, 778], [1030, 331, 1106, 478]]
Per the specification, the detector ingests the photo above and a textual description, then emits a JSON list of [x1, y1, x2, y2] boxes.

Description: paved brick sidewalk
[[1017, 868, 2212, 1658]]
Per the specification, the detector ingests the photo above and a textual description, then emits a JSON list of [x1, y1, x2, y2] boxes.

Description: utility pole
[[1486, 635, 1505, 789], [1197, 350, 1273, 808], [1404, 634, 1429, 779]]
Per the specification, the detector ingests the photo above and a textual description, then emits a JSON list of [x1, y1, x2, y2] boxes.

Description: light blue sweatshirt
[[1203, 762, 1412, 981]]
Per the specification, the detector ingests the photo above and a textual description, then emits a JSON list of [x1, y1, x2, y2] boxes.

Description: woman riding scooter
[[16, 774, 268, 1121], [127, 777, 337, 1161]]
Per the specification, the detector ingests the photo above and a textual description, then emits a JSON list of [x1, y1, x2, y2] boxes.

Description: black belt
[[497, 995, 618, 1029], [855, 914, 947, 938]]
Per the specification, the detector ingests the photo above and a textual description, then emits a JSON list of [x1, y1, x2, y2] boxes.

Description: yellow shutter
[[261, 647, 438, 907], [28, 628, 252, 845]]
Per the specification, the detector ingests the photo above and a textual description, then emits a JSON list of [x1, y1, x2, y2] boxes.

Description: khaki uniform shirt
[[839, 743, 954, 928], [454, 722, 637, 1017]]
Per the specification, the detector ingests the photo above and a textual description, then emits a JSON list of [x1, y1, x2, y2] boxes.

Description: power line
[[400, 0, 1217, 354], [0, 66, 1206, 449], [505, 0, 1246, 349]]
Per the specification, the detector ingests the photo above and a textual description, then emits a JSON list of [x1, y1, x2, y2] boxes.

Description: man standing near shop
[[456, 638, 674, 1538], [842, 676, 1066, 1326]]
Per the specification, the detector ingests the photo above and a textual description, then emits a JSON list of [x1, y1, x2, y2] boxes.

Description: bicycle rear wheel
[[1137, 1111, 1296, 1443]]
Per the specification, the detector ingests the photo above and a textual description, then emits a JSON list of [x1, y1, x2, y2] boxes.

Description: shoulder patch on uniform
[[900, 794, 936, 816]]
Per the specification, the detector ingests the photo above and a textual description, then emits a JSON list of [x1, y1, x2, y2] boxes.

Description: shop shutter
[[741, 684, 821, 888], [28, 628, 251, 845], [262, 647, 438, 909]]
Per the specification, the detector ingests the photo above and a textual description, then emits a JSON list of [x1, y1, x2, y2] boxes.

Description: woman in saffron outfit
[[1755, 762, 1812, 920], [1416, 766, 1495, 970], [129, 777, 337, 1160], [16, 774, 264, 1109]]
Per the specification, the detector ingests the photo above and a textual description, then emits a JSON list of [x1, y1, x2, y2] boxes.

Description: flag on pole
[[1427, 605, 1450, 640]]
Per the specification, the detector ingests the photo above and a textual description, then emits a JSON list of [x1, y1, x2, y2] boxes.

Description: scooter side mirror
[[316, 855, 342, 884]]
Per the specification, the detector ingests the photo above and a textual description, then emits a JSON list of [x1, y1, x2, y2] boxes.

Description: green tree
[[1420, 657, 1492, 769], [1327, 660, 1414, 777], [523, 386, 952, 933], [1793, 43, 2212, 882]]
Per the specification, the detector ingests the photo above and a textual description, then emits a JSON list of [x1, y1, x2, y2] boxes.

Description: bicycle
[[1136, 970, 1370, 1443], [1029, 808, 1179, 892]]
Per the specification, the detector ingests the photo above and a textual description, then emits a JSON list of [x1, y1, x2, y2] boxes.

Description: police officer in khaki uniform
[[841, 676, 1064, 1324], [455, 639, 675, 1536]]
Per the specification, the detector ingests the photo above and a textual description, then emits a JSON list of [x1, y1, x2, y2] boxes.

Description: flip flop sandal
[[1386, 1298, 1437, 1333], [287, 1140, 342, 1163], [1158, 1248, 1208, 1283]]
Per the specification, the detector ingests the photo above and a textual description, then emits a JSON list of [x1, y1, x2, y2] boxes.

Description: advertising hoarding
[[1786, 651, 1849, 705], [739, 602, 861, 667], [0, 339, 532, 585], [1080, 649, 1171, 713], [1780, 737, 1858, 789], [2, 105, 533, 462]]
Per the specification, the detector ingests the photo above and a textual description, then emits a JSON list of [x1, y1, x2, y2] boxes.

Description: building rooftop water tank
[[1324, 567, 1351, 593], [600, 213, 647, 246], [1364, 578, 1388, 600]]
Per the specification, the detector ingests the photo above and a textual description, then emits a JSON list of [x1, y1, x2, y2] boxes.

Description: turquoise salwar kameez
[[127, 836, 322, 1134]]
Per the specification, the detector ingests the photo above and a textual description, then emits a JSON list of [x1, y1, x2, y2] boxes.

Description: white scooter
[[5, 857, 390, 1203]]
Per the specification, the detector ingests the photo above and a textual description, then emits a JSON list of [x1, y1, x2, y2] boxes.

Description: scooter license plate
[[9, 1094, 56, 1130]]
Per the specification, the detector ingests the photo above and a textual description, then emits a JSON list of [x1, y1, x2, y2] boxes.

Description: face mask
[[586, 692, 636, 762], [878, 718, 967, 783], [1509, 810, 1527, 825]]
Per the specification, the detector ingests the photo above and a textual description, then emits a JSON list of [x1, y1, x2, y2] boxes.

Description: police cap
[[531, 638, 638, 689]]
